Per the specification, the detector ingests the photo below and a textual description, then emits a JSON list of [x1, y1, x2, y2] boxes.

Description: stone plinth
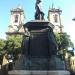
[[10, 20, 68, 74], [8, 70, 70, 75], [13, 21, 66, 70]]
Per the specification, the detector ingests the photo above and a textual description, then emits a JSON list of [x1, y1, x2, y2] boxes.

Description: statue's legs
[[35, 12, 44, 20], [41, 12, 44, 20]]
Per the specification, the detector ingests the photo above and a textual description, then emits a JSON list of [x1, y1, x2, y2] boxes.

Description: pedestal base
[[8, 70, 70, 75]]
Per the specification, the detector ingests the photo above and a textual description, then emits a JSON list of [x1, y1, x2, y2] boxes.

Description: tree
[[0, 39, 6, 50], [54, 32, 74, 59], [5, 35, 23, 55], [0, 39, 6, 64], [54, 32, 74, 70]]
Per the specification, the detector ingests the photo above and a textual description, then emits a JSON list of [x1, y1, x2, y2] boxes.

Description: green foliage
[[0, 39, 6, 51], [54, 32, 74, 60], [0, 39, 6, 64], [0, 36, 23, 64], [5, 35, 23, 54], [54, 32, 74, 50]]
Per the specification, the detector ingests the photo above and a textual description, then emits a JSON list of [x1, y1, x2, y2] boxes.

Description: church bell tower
[[48, 7, 63, 33], [6, 5, 25, 35]]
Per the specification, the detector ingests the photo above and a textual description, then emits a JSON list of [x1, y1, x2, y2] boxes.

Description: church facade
[[6, 5, 63, 35]]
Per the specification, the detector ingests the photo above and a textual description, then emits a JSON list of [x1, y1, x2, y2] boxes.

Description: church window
[[54, 14, 58, 23], [14, 15, 18, 23], [73, 61, 74, 65]]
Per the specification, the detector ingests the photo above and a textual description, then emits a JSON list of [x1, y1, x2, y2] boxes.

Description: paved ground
[[0, 70, 8, 75]]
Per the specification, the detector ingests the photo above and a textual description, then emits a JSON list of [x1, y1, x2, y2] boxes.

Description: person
[[8, 55, 14, 70], [1, 53, 9, 75], [35, 0, 42, 12], [35, 0, 44, 20]]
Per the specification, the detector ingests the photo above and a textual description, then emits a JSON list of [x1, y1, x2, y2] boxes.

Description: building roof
[[6, 32, 24, 35], [49, 8, 62, 13], [11, 6, 24, 12]]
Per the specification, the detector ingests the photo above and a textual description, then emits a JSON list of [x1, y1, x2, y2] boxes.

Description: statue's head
[[37, 0, 41, 3], [39, 0, 41, 2]]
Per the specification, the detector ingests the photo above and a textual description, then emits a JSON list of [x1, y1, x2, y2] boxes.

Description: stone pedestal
[[8, 70, 70, 75], [9, 21, 70, 75]]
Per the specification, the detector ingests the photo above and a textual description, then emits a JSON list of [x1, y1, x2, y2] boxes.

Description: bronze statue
[[35, 0, 44, 20]]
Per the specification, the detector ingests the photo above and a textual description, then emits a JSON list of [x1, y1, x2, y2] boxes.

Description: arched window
[[14, 15, 18, 23], [54, 14, 58, 23]]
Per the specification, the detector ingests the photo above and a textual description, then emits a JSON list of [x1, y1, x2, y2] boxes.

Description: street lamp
[[72, 18, 75, 21], [68, 47, 75, 56]]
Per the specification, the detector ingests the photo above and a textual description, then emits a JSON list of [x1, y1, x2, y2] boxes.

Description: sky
[[0, 0, 75, 48]]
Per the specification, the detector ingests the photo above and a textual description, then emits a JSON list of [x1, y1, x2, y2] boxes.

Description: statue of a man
[[35, 0, 44, 20]]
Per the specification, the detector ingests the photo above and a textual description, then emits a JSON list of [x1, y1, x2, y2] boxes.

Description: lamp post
[[72, 18, 75, 21]]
